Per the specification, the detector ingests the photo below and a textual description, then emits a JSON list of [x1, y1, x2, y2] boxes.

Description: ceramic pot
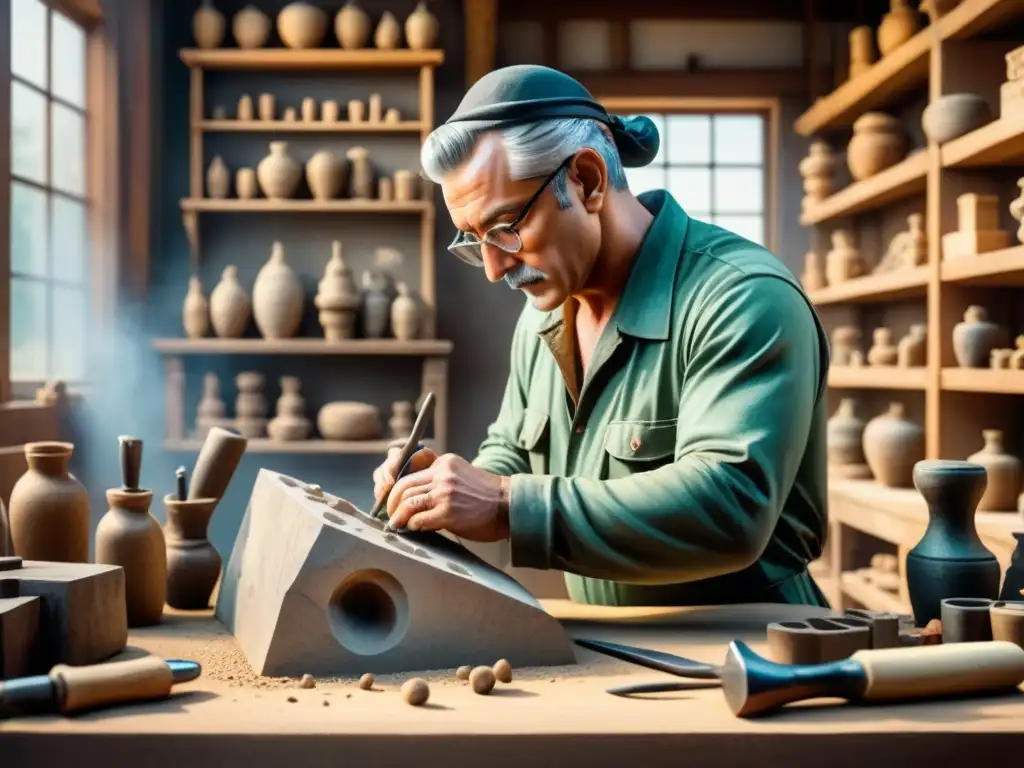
[[335, 1, 371, 48], [999, 533, 1024, 600], [252, 242, 304, 339], [953, 305, 1001, 368], [824, 230, 864, 285], [862, 402, 924, 488], [405, 2, 438, 50], [827, 398, 871, 479], [257, 141, 301, 200], [847, 112, 907, 180], [967, 429, 1021, 511], [389, 401, 414, 439], [347, 146, 373, 198], [235, 372, 267, 438], [867, 327, 898, 366], [390, 282, 419, 340], [897, 324, 927, 367], [267, 376, 312, 441], [193, 0, 225, 49], [306, 150, 346, 201], [258, 93, 275, 121], [96, 488, 165, 627], [374, 11, 401, 49], [361, 270, 390, 338], [800, 251, 825, 292], [317, 402, 382, 440], [237, 94, 254, 120], [232, 4, 270, 49], [848, 25, 875, 78], [394, 169, 417, 201], [182, 275, 209, 339], [277, 1, 327, 49], [236, 168, 257, 199], [196, 372, 229, 439], [210, 265, 251, 338], [206, 156, 229, 199], [906, 460, 1001, 626], [877, 0, 920, 56], [9, 442, 89, 563], [922, 94, 991, 144], [315, 241, 361, 340], [163, 495, 221, 610]]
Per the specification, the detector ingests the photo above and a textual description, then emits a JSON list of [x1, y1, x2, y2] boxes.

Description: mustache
[[504, 263, 548, 290]]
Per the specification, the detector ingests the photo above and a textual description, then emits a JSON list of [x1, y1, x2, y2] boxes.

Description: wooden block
[[1001, 78, 1024, 118], [1006, 45, 1024, 82], [766, 617, 872, 664], [215, 470, 577, 677], [0, 560, 127, 672], [956, 193, 1000, 231], [941, 229, 1012, 260], [0, 590, 40, 679]]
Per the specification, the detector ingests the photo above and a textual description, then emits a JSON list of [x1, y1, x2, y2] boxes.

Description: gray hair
[[420, 118, 629, 209]]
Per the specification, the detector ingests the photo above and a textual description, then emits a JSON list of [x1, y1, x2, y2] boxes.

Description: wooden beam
[[464, 0, 497, 87], [575, 69, 808, 100], [498, 0, 890, 22], [608, 20, 630, 71]]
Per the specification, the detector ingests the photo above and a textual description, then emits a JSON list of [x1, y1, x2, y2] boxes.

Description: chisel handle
[[52, 655, 174, 714]]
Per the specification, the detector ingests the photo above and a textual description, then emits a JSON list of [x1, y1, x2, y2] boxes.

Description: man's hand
[[372, 445, 438, 504], [385, 453, 510, 541]]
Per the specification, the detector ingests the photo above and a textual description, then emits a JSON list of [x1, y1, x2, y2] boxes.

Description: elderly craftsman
[[371, 65, 831, 607]]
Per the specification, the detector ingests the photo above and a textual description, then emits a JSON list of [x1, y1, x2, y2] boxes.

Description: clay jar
[[252, 242, 304, 339], [967, 429, 1021, 512], [799, 141, 835, 208], [862, 402, 924, 488], [374, 11, 401, 49], [867, 327, 898, 366], [267, 376, 312, 441], [827, 398, 872, 479], [405, 1, 439, 50], [257, 141, 301, 200], [306, 150, 346, 201], [361, 270, 391, 338], [848, 26, 875, 78], [847, 113, 907, 181], [922, 94, 991, 144], [317, 402, 382, 440], [391, 282, 419, 340], [878, 0, 920, 56], [315, 241, 361, 340], [897, 323, 927, 367], [277, 1, 327, 49], [335, 0, 371, 48], [164, 494, 221, 610], [831, 325, 861, 366], [182, 275, 209, 339], [232, 4, 270, 49], [206, 156, 229, 199], [193, 0, 226, 49], [9, 442, 90, 562], [824, 230, 864, 285], [210, 265, 251, 338], [953, 305, 1001, 368], [347, 146, 373, 198], [95, 488, 166, 627]]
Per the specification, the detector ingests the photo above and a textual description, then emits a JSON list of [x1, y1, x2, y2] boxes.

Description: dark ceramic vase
[[998, 532, 1024, 600], [164, 494, 222, 610], [905, 460, 1001, 626]]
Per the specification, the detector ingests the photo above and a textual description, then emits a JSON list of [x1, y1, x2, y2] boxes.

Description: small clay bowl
[[990, 601, 1024, 649], [940, 597, 994, 643]]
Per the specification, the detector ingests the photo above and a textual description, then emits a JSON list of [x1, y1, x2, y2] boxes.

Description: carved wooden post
[[464, 0, 497, 87]]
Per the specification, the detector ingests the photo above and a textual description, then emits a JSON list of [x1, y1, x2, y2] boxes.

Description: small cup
[[237, 94, 254, 121], [383, 107, 401, 124], [321, 100, 340, 122], [348, 99, 365, 122], [236, 168, 257, 200], [283, 107, 297, 122], [258, 93, 275, 121], [940, 597, 994, 643], [990, 601, 1024, 649], [301, 97, 316, 122]]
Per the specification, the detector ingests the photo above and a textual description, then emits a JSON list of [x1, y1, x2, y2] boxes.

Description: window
[[620, 112, 768, 247], [9, 0, 89, 384]]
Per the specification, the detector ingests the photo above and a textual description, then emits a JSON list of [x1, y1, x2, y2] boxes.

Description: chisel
[[373, 392, 435, 531]]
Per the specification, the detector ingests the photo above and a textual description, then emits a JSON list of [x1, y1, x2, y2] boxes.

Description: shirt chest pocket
[[518, 408, 550, 475], [603, 419, 677, 480]]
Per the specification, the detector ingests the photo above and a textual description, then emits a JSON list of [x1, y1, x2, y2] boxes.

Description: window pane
[[51, 11, 86, 108], [624, 166, 665, 195], [11, 277, 48, 379], [10, 182, 48, 278], [668, 168, 711, 212], [713, 115, 764, 165], [52, 196, 88, 283], [51, 285, 86, 380], [12, 82, 47, 184], [667, 115, 711, 164], [51, 104, 86, 196], [11, 0, 47, 89], [713, 215, 764, 245], [714, 168, 764, 213], [626, 113, 665, 165]]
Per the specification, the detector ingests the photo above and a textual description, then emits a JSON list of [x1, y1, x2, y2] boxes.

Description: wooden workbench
[[1, 600, 1022, 767]]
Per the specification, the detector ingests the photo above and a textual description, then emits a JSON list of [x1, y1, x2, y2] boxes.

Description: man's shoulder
[[682, 219, 801, 287]]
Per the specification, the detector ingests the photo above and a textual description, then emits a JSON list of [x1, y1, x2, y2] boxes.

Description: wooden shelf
[[179, 49, 445, 71], [941, 368, 1024, 394], [829, 366, 927, 390], [941, 116, 1024, 168], [199, 120, 426, 134], [152, 338, 453, 355], [940, 244, 1024, 285], [164, 438, 437, 455], [793, 32, 931, 137], [808, 266, 929, 306], [839, 571, 908, 614], [939, 0, 1024, 41], [179, 198, 431, 213], [799, 152, 928, 225]]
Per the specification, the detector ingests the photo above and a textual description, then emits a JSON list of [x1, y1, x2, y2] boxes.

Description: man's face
[[440, 133, 604, 312]]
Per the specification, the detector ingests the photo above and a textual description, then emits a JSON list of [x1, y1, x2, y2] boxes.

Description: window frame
[[600, 96, 780, 255]]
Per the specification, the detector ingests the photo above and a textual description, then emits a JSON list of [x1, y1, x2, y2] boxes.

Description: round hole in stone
[[446, 561, 471, 577], [323, 510, 347, 526], [278, 475, 299, 488], [327, 569, 409, 656]]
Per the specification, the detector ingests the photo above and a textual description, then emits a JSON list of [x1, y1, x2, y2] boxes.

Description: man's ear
[[570, 149, 607, 213]]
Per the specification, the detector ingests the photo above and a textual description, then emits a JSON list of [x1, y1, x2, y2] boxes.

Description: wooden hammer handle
[[854, 640, 1024, 700], [51, 656, 174, 714]]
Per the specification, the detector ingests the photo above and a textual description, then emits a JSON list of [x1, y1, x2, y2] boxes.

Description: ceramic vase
[[863, 402, 924, 488], [361, 270, 390, 338], [906, 460, 1002, 626], [878, 0, 920, 56], [314, 241, 361, 340], [163, 494, 221, 610], [897, 324, 927, 367], [999, 533, 1024, 600], [335, 0, 371, 48], [277, 1, 327, 49], [267, 376, 312, 441], [236, 168, 257, 200], [232, 4, 270, 49], [8, 442, 89, 563], [196, 372, 229, 439], [953, 305, 1001, 367], [847, 113, 907, 180], [405, 2, 438, 49], [182, 276, 209, 339], [96, 487, 165, 627], [252, 242, 304, 339], [867, 328, 898, 366], [347, 146, 373, 198], [206, 156, 229, 199], [389, 401, 414, 439], [193, 0, 225, 49], [824, 230, 864, 285], [390, 282, 419, 340], [257, 141, 301, 200], [317, 402, 382, 440], [374, 11, 401, 49], [967, 429, 1021, 511], [210, 265, 251, 338], [827, 398, 871, 479], [306, 150, 346, 201], [848, 26, 875, 78], [235, 372, 268, 438], [922, 93, 991, 144]]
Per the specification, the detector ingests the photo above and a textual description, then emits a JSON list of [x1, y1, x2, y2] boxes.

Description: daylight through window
[[9, 0, 89, 382]]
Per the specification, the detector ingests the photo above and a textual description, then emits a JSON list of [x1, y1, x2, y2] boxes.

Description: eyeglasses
[[447, 155, 574, 267]]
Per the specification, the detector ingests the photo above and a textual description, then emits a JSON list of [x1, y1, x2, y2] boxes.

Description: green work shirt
[[472, 190, 832, 607]]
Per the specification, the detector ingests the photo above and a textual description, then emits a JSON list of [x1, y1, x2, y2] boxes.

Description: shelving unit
[[161, 47, 451, 455], [796, 0, 1024, 613]]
